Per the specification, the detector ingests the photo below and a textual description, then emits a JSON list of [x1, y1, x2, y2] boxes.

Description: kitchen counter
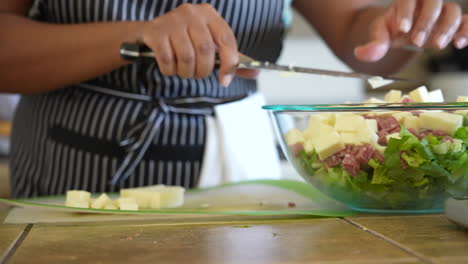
[[1, 208, 467, 264]]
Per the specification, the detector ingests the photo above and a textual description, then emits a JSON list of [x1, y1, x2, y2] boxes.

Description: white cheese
[[428, 89, 444, 102], [334, 114, 366, 133], [368, 76, 394, 89], [303, 139, 315, 153], [457, 96, 468, 102], [104, 204, 118, 210], [314, 131, 345, 160], [119, 203, 139, 211], [305, 123, 335, 144], [143, 185, 185, 208], [403, 116, 421, 130], [419, 112, 463, 135], [285, 128, 305, 146], [120, 189, 161, 209], [409, 86, 431, 102], [340, 132, 362, 145], [66, 201, 90, 209], [384, 90, 402, 103], [91, 193, 112, 209], [366, 119, 378, 133], [66, 190, 91, 207], [392, 112, 412, 122], [364, 97, 386, 104]]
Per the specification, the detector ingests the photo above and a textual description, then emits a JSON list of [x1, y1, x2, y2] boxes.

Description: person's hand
[[355, 0, 468, 62], [138, 3, 258, 86]]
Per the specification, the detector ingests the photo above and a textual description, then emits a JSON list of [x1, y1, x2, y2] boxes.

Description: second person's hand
[[137, 3, 258, 87]]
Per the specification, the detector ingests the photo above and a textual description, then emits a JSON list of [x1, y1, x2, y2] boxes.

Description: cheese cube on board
[[314, 131, 345, 160], [419, 112, 463, 135], [409, 86, 431, 102], [66, 190, 91, 207], [104, 204, 118, 210], [285, 129, 305, 146], [143, 185, 185, 208], [384, 90, 402, 103], [91, 193, 112, 209], [120, 203, 139, 211], [428, 89, 444, 102], [457, 96, 468, 102], [120, 190, 161, 209], [66, 201, 90, 209]]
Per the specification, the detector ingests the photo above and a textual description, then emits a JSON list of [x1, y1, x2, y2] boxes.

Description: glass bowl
[[264, 103, 468, 213]]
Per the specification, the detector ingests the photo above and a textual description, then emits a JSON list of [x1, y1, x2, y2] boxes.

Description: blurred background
[[2, 0, 468, 196]]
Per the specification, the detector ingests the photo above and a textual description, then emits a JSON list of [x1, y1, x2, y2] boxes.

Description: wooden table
[[1, 208, 467, 264]]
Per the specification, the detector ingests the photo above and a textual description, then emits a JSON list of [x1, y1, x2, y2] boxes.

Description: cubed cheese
[[368, 76, 394, 89], [340, 132, 362, 145], [117, 197, 137, 207], [305, 123, 335, 143], [419, 112, 463, 135], [409, 86, 430, 102], [66, 201, 90, 209], [66, 190, 91, 207], [366, 119, 378, 133], [104, 204, 118, 210], [358, 128, 379, 145], [120, 190, 161, 209], [120, 203, 139, 211], [403, 116, 421, 130], [334, 114, 366, 133], [429, 89, 444, 102], [384, 90, 402, 103], [314, 131, 345, 160], [392, 112, 412, 122], [303, 139, 314, 153], [457, 96, 468, 102], [91, 193, 112, 209], [143, 185, 185, 208], [285, 129, 304, 146]]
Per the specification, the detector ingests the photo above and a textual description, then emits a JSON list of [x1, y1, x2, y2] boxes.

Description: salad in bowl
[[264, 86, 468, 213]]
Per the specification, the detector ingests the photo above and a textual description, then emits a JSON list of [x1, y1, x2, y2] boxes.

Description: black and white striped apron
[[10, 0, 285, 198]]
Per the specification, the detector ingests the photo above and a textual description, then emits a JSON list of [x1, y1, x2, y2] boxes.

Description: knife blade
[[120, 43, 422, 87]]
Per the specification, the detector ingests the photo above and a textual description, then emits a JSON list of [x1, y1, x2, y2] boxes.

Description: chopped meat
[[356, 144, 375, 165], [441, 136, 454, 143], [373, 151, 385, 163], [289, 143, 304, 157], [324, 154, 342, 168], [376, 116, 400, 132], [288, 202, 296, 208], [402, 97, 415, 103], [342, 154, 360, 177], [400, 157, 409, 169], [411, 111, 422, 117], [378, 130, 389, 145]]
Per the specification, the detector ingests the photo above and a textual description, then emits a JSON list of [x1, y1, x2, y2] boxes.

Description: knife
[[120, 43, 422, 87]]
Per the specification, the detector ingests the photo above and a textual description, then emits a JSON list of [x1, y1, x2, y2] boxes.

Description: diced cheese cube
[[285, 129, 305, 146], [392, 112, 412, 122], [403, 116, 421, 130], [419, 112, 463, 135], [104, 204, 118, 210], [119, 203, 139, 211], [143, 185, 185, 208], [366, 119, 378, 133], [386, 133, 401, 142], [334, 114, 366, 133], [409, 86, 430, 102], [429, 89, 444, 102], [120, 190, 161, 209], [457, 96, 468, 102], [315, 131, 345, 160], [358, 128, 379, 145], [340, 132, 362, 145], [66, 190, 91, 207], [454, 110, 468, 115], [364, 97, 386, 104], [384, 90, 402, 103], [91, 193, 112, 209], [117, 197, 137, 207], [303, 139, 314, 153], [305, 123, 335, 143]]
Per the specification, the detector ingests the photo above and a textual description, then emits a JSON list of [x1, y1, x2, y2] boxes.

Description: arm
[[0, 1, 144, 94], [0, 1, 246, 94], [293, 0, 467, 75]]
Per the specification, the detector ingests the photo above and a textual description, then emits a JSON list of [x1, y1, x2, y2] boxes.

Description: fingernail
[[414, 32, 427, 47], [221, 74, 234, 87], [399, 18, 412, 33], [456, 37, 468, 49], [437, 34, 449, 49]]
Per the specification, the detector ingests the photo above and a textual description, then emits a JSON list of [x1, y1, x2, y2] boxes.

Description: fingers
[[171, 30, 196, 79], [188, 23, 216, 79], [429, 2, 462, 49], [393, 0, 417, 33], [411, 0, 443, 47], [152, 37, 176, 76], [454, 16, 468, 49], [355, 16, 391, 62]]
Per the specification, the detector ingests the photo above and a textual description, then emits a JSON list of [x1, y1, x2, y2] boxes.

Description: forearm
[[343, 6, 417, 75], [0, 14, 145, 94]]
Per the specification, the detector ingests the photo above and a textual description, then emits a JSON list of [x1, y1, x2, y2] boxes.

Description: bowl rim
[[262, 102, 468, 111]]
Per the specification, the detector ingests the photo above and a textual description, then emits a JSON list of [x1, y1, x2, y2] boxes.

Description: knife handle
[[120, 42, 255, 66]]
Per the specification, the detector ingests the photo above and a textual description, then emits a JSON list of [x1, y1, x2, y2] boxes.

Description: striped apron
[[10, 0, 285, 198]]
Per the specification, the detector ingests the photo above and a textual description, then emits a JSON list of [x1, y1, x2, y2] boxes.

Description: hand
[[355, 0, 468, 62], [138, 3, 258, 86]]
